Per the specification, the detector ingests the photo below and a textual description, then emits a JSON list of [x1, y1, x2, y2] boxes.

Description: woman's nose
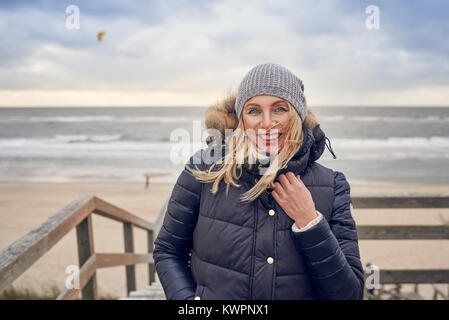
[[260, 112, 275, 130]]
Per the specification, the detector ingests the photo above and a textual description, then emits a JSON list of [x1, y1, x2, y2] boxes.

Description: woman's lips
[[258, 133, 282, 145]]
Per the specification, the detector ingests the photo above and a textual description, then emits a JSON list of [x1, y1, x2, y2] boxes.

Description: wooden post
[[123, 222, 136, 295], [147, 230, 155, 284], [76, 214, 97, 299]]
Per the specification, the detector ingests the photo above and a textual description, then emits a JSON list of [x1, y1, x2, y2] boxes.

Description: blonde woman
[[153, 63, 364, 300]]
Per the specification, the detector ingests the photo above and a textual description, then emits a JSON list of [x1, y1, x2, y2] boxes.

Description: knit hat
[[234, 63, 307, 121]]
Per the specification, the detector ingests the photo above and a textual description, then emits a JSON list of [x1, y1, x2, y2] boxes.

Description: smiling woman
[[153, 62, 365, 300]]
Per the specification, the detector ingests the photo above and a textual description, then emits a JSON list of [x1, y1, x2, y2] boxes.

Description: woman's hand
[[272, 172, 318, 228]]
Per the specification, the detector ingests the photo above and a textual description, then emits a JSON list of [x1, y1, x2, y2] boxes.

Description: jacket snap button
[[258, 164, 263, 169], [194, 296, 201, 300], [268, 209, 275, 216], [254, 178, 258, 183], [267, 257, 274, 264]]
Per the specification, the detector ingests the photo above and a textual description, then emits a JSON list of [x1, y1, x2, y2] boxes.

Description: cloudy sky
[[0, 0, 448, 107]]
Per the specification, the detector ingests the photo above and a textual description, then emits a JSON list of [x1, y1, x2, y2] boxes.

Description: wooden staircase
[[0, 196, 168, 300]]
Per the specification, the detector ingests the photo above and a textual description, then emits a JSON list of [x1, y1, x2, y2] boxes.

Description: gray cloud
[[0, 0, 448, 105]]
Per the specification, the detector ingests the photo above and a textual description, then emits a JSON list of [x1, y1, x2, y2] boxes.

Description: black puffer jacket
[[153, 100, 365, 300]]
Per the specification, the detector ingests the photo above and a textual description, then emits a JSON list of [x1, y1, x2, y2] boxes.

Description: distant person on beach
[[153, 63, 365, 300]]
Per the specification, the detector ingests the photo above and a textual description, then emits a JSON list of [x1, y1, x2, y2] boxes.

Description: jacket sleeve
[[153, 150, 204, 300], [290, 171, 365, 299]]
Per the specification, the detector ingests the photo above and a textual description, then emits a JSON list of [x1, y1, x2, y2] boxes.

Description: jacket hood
[[204, 93, 336, 166]]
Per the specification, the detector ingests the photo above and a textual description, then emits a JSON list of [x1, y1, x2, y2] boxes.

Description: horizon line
[[1, 105, 449, 108]]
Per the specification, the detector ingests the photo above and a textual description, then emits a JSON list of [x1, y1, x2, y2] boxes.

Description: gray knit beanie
[[234, 63, 307, 121]]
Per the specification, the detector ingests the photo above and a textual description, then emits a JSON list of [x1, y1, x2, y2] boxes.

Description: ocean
[[0, 106, 448, 186]]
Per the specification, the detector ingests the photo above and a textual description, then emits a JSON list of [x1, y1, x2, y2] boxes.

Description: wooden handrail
[[0, 196, 95, 293], [364, 269, 449, 284], [352, 196, 449, 299], [358, 225, 449, 240], [56, 253, 154, 300], [0, 195, 166, 299], [352, 196, 449, 209], [93, 197, 154, 230]]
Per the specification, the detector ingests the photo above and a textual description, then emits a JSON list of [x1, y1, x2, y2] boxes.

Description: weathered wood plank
[[93, 196, 153, 231], [96, 253, 153, 269], [76, 214, 97, 299], [57, 254, 97, 300], [358, 225, 449, 239], [124, 222, 136, 295], [0, 196, 95, 292], [352, 196, 449, 209], [364, 269, 449, 284]]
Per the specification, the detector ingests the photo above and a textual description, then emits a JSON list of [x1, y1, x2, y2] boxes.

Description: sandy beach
[[1, 181, 448, 299]]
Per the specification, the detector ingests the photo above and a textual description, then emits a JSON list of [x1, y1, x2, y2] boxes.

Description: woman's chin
[[256, 139, 283, 155], [257, 144, 280, 155]]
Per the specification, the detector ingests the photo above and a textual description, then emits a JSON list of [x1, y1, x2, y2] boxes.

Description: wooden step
[[119, 282, 166, 300]]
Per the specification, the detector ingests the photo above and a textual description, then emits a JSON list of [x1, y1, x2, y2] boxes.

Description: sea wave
[[319, 115, 449, 123], [0, 136, 449, 162], [0, 115, 202, 123], [1, 114, 449, 124], [331, 136, 449, 148], [55, 134, 123, 143]]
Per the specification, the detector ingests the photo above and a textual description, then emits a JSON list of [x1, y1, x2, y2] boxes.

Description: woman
[[153, 63, 365, 300]]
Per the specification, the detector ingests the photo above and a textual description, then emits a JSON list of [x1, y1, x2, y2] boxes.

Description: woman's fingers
[[285, 172, 300, 186], [272, 190, 280, 202], [278, 172, 300, 191], [278, 174, 290, 189], [273, 182, 287, 199]]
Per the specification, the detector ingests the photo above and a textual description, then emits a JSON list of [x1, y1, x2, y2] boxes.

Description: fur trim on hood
[[204, 93, 336, 162]]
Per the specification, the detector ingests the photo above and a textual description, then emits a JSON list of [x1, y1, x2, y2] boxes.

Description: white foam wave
[[0, 136, 448, 161], [0, 115, 202, 123], [320, 115, 449, 123], [331, 136, 449, 148], [55, 134, 123, 143]]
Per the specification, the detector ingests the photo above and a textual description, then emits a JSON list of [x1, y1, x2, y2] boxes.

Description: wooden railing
[[353, 196, 449, 299], [0, 195, 167, 300], [1, 195, 448, 300]]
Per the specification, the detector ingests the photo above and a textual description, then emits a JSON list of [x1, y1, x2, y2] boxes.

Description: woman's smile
[[257, 131, 283, 145]]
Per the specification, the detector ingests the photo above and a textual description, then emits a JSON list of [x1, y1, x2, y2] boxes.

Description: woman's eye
[[248, 108, 260, 114], [275, 106, 287, 112]]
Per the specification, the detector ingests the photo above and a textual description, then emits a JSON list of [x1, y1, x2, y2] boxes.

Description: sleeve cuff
[[291, 210, 323, 233]]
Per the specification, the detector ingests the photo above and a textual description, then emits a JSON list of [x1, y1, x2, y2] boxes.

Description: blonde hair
[[186, 100, 304, 202]]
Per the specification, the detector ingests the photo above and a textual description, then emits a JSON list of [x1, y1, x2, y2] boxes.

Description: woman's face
[[242, 95, 291, 155]]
